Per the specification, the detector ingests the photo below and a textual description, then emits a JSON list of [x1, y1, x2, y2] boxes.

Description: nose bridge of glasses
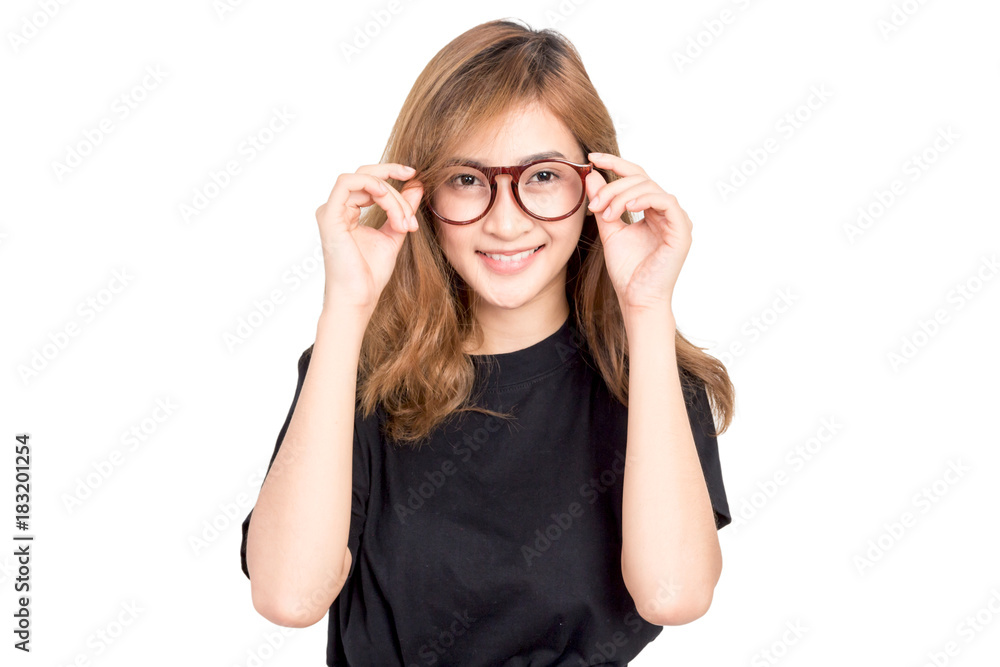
[[485, 165, 521, 187], [487, 168, 521, 205], [477, 167, 530, 225]]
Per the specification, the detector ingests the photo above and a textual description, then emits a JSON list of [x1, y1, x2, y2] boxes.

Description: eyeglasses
[[428, 158, 594, 225]]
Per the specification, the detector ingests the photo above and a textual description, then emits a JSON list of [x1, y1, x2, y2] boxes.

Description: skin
[[423, 101, 721, 624], [287, 100, 723, 628], [331, 99, 722, 625], [430, 101, 590, 355]]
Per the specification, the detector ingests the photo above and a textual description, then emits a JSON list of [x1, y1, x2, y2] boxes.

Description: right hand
[[315, 163, 424, 315]]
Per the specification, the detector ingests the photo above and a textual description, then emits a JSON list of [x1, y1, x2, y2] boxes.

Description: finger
[[324, 162, 416, 207], [625, 191, 693, 237], [373, 181, 416, 235], [371, 169, 423, 232], [399, 180, 424, 232], [359, 161, 419, 219], [587, 152, 648, 179], [356, 162, 418, 183], [600, 181, 663, 221], [330, 173, 413, 235], [584, 169, 607, 208], [588, 174, 647, 215], [321, 162, 418, 226], [354, 181, 413, 235], [648, 191, 692, 229], [591, 196, 628, 247], [319, 175, 387, 228], [357, 171, 419, 233]]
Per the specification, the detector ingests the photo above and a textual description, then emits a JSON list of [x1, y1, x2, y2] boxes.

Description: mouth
[[475, 245, 544, 262], [475, 244, 545, 274]]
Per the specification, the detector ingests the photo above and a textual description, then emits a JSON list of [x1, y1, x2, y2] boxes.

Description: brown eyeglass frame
[[427, 158, 594, 225]]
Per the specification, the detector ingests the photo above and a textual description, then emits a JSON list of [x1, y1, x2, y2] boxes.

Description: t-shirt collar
[[470, 310, 581, 390]]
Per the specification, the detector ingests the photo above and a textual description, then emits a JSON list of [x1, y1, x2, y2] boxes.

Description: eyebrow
[[449, 151, 568, 169]]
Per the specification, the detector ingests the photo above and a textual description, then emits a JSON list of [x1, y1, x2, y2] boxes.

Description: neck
[[464, 292, 571, 356]]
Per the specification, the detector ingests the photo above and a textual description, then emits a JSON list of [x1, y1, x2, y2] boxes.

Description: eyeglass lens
[[432, 161, 583, 223]]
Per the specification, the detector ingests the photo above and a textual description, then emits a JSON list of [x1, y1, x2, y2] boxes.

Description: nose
[[480, 174, 533, 238]]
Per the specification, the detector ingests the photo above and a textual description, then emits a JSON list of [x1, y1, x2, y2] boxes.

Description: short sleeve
[[240, 347, 373, 582], [683, 377, 732, 530]]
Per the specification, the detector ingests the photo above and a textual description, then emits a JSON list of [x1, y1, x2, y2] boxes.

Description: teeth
[[481, 247, 539, 262]]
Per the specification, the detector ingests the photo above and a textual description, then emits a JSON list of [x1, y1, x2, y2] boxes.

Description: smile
[[475, 245, 545, 274], [477, 246, 542, 262]]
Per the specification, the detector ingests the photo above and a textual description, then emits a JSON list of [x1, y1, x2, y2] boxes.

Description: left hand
[[585, 152, 693, 316]]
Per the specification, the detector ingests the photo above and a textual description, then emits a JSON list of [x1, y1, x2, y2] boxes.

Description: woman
[[241, 17, 734, 666]]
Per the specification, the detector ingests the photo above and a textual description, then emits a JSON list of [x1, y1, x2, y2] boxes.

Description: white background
[[2, 0, 999, 665]]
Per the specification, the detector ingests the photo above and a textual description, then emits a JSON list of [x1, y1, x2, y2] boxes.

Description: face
[[431, 102, 588, 317]]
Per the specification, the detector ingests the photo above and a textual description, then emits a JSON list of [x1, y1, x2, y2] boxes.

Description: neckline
[[470, 311, 580, 390]]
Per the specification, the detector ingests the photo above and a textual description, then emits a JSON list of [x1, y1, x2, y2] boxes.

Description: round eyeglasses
[[428, 159, 594, 225]]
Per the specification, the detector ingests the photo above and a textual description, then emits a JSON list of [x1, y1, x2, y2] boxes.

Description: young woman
[[241, 18, 734, 666]]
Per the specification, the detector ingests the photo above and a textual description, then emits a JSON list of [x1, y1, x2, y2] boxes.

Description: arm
[[620, 308, 723, 626], [244, 306, 367, 627]]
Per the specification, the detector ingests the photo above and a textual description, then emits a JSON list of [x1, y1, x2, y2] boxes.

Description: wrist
[[623, 306, 677, 351], [317, 303, 372, 338], [622, 302, 676, 331]]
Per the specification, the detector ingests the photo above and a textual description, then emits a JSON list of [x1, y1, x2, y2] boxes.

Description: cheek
[[556, 215, 587, 251], [433, 224, 470, 264]]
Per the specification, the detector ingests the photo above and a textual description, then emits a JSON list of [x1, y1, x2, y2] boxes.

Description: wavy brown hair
[[313, 18, 734, 446]]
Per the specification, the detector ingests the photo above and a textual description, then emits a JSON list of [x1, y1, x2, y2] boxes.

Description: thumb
[[584, 170, 606, 210], [401, 180, 424, 220]]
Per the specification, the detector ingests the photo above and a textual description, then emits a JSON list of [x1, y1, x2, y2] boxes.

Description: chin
[[472, 285, 538, 311], [452, 248, 570, 312]]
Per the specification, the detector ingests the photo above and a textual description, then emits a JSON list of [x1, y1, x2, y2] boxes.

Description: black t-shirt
[[241, 311, 731, 666]]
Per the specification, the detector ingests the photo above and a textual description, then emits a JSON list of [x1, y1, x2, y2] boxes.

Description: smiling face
[[431, 102, 589, 322]]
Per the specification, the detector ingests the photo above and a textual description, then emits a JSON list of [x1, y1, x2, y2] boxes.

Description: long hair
[[314, 18, 735, 446]]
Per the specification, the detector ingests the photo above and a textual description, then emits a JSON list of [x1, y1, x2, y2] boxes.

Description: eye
[[526, 169, 560, 184], [447, 172, 485, 188]]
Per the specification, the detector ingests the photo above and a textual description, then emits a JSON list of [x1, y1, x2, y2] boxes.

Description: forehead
[[448, 103, 582, 165]]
